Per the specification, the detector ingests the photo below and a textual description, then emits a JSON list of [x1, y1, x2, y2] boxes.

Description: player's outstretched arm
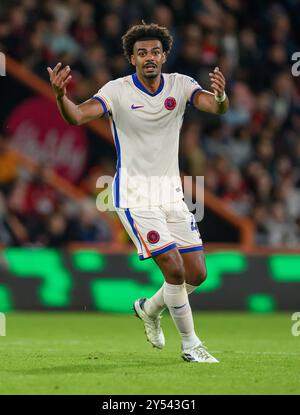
[[47, 63, 104, 125], [193, 67, 229, 115]]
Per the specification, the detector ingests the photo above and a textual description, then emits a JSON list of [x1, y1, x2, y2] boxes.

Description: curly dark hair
[[122, 22, 173, 63]]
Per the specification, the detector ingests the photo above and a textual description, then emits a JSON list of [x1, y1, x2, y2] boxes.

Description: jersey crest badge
[[147, 230, 160, 244], [164, 97, 177, 111]]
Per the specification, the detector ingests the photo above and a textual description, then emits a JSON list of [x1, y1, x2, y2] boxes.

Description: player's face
[[131, 39, 166, 79]]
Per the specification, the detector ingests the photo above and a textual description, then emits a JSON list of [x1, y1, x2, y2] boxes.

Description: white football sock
[[143, 285, 166, 318], [185, 282, 198, 295], [144, 282, 198, 318], [163, 282, 200, 350]]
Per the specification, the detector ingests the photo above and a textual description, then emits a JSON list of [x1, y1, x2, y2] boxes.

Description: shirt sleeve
[[92, 80, 119, 115], [181, 75, 203, 106]]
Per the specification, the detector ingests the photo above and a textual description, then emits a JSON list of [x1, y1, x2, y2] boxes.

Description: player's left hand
[[209, 67, 226, 98]]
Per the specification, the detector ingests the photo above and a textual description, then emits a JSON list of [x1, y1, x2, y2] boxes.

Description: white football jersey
[[93, 72, 203, 208]]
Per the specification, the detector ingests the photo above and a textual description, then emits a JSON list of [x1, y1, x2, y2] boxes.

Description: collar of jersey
[[132, 72, 164, 97]]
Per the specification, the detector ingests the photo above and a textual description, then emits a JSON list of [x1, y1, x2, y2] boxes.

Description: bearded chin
[[143, 71, 158, 79]]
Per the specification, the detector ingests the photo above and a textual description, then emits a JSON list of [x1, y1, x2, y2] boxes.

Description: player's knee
[[166, 258, 185, 284], [172, 264, 185, 284], [198, 267, 207, 284], [195, 263, 207, 285], [196, 253, 207, 285], [187, 263, 207, 286], [155, 251, 185, 284]]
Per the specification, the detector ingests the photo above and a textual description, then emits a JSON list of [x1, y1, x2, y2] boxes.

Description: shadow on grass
[[8, 355, 184, 375]]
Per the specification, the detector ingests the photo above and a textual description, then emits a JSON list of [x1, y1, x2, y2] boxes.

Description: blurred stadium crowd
[[0, 133, 112, 245], [1, 0, 300, 246]]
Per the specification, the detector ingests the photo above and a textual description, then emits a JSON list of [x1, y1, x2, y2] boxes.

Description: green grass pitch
[[0, 312, 299, 394]]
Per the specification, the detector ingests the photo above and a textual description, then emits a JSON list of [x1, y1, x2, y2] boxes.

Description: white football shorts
[[115, 199, 203, 260]]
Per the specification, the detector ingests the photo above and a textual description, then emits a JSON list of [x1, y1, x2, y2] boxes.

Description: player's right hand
[[47, 62, 72, 99]]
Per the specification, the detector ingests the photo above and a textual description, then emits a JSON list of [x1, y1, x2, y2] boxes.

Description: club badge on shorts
[[164, 97, 176, 110], [147, 230, 160, 244]]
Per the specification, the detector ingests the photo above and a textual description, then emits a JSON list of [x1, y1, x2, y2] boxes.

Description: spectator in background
[[44, 18, 81, 58], [74, 199, 111, 242], [238, 28, 263, 90], [251, 204, 269, 245], [173, 30, 202, 80], [45, 211, 71, 246], [0, 135, 18, 196], [0, 191, 28, 245], [71, 1, 97, 49], [21, 167, 58, 219], [13, 167, 59, 244], [179, 121, 206, 177], [222, 168, 251, 216], [266, 202, 299, 246], [226, 126, 253, 168]]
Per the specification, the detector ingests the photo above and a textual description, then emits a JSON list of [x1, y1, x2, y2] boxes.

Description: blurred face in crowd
[[131, 39, 166, 79]]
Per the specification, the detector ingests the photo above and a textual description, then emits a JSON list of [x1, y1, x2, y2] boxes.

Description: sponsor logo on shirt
[[131, 104, 144, 109]]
